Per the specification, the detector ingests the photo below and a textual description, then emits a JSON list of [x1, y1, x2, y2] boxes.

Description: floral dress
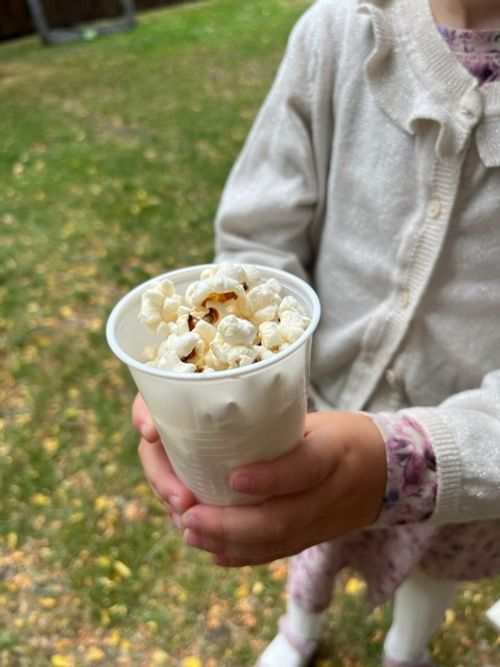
[[437, 26, 500, 85]]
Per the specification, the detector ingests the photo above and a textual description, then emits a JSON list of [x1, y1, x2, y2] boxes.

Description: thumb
[[229, 432, 338, 496]]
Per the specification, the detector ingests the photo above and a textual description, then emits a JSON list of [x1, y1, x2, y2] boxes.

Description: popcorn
[[199, 262, 248, 284], [193, 318, 217, 345], [278, 309, 310, 343], [185, 275, 245, 309], [210, 335, 257, 368], [242, 279, 282, 324], [139, 264, 311, 373], [217, 315, 257, 346], [258, 321, 285, 350], [139, 278, 184, 335], [153, 350, 197, 373]]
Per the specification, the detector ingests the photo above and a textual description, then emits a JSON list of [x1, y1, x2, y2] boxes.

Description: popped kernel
[[139, 264, 310, 373]]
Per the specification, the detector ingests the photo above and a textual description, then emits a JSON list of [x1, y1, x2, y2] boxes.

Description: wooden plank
[[0, 1, 34, 39]]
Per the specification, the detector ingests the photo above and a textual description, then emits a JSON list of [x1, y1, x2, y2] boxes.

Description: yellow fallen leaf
[[181, 658, 202, 667], [151, 650, 169, 665], [39, 597, 57, 609], [107, 629, 121, 646], [444, 609, 456, 626], [95, 496, 113, 512], [88, 647, 105, 662], [113, 560, 132, 578], [109, 603, 128, 618], [42, 437, 59, 454], [31, 493, 51, 507], [370, 629, 384, 644], [100, 610, 111, 626], [59, 305, 75, 319], [252, 581, 264, 595], [269, 561, 287, 581], [51, 656, 75, 667], [235, 583, 250, 599], [344, 576, 366, 596], [96, 555, 111, 567]]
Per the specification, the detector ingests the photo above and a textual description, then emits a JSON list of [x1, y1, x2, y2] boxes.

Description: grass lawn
[[1, 0, 499, 665]]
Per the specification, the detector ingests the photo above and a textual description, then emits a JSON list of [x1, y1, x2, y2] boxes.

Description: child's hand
[[180, 412, 387, 566], [132, 393, 197, 516]]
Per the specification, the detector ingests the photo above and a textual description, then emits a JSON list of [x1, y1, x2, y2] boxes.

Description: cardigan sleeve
[[214, 0, 337, 282], [365, 370, 500, 527], [401, 370, 500, 525]]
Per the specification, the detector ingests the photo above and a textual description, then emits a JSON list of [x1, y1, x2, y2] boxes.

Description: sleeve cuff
[[366, 411, 438, 526]]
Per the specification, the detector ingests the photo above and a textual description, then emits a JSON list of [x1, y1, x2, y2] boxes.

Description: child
[[133, 0, 500, 664]]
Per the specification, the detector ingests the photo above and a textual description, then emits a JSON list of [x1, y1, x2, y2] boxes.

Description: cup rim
[[106, 263, 321, 381]]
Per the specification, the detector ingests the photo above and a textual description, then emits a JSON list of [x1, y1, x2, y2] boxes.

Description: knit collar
[[357, 0, 500, 166]]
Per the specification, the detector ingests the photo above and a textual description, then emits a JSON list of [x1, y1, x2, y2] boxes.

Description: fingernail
[[140, 423, 153, 440], [172, 513, 182, 529], [182, 511, 199, 531], [231, 473, 252, 493], [168, 494, 181, 512], [183, 528, 202, 548]]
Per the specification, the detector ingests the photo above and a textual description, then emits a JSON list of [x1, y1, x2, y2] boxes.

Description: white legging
[[384, 567, 457, 662]]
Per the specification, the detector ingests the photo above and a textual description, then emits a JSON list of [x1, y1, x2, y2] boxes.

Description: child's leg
[[383, 567, 457, 665], [256, 542, 342, 667]]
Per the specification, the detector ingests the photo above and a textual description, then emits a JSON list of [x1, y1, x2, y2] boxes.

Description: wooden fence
[[0, 0, 188, 41]]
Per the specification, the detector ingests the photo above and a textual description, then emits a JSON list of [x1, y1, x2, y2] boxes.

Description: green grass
[[1, 1, 499, 665]]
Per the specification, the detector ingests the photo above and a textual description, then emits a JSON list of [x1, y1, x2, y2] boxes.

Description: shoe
[[254, 615, 320, 667]]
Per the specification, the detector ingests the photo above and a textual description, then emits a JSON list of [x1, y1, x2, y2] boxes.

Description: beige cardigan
[[215, 0, 500, 526]]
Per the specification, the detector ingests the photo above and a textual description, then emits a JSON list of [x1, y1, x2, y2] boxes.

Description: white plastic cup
[[106, 264, 321, 506]]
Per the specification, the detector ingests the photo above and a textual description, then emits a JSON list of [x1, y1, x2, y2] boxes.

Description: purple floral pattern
[[437, 26, 500, 85], [369, 412, 437, 525], [288, 520, 500, 612]]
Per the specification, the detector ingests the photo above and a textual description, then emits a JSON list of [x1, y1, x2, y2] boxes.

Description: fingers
[[183, 526, 300, 564], [230, 428, 339, 497], [182, 489, 320, 545], [132, 393, 159, 442], [138, 438, 197, 514]]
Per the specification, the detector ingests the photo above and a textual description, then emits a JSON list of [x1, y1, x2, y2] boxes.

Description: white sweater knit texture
[[215, 0, 500, 526]]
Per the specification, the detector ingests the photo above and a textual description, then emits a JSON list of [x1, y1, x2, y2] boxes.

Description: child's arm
[[400, 369, 500, 526], [214, 0, 337, 281]]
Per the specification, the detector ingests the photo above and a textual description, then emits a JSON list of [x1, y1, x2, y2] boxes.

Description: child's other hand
[[180, 412, 387, 566], [132, 393, 197, 517]]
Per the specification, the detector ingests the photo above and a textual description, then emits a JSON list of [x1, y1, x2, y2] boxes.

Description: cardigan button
[[398, 288, 411, 308], [458, 90, 482, 120], [385, 368, 397, 386], [427, 198, 442, 219]]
